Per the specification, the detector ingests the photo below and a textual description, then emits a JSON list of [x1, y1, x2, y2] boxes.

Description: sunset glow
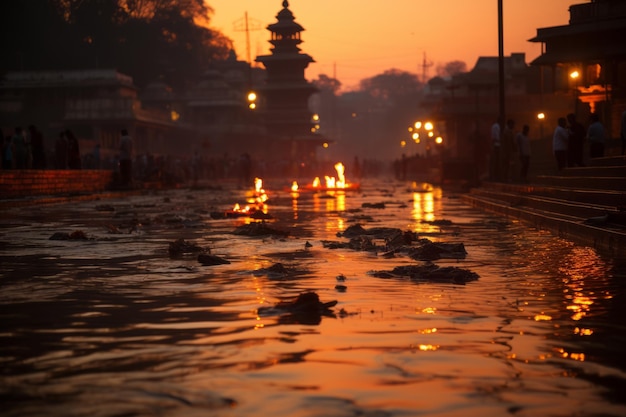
[[209, 0, 580, 90]]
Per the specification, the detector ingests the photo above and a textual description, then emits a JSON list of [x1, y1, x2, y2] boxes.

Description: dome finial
[[283, 0, 289, 8]]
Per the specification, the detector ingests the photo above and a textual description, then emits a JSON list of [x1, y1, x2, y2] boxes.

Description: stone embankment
[[462, 155, 626, 257]]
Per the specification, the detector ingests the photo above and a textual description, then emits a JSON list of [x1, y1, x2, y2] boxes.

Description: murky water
[[1, 179, 626, 417]]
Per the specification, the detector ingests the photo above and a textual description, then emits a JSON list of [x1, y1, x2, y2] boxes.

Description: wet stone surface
[[1, 179, 626, 417]]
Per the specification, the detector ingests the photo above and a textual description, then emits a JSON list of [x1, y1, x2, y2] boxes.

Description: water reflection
[[1, 181, 625, 417]]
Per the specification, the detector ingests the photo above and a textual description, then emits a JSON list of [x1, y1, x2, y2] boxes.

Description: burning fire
[[232, 177, 268, 214], [307, 162, 357, 190]]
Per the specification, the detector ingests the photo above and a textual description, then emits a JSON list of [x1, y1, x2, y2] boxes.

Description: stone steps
[[461, 155, 626, 257]]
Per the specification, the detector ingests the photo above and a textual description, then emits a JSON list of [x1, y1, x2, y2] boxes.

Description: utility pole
[[234, 12, 262, 86], [421, 52, 433, 84], [498, 0, 505, 129]]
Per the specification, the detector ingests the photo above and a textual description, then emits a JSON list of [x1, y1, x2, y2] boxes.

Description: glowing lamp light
[[424, 121, 434, 131], [570, 70, 580, 79], [414, 121, 422, 129], [412, 132, 420, 140], [323, 142, 329, 148], [247, 91, 257, 110], [537, 112, 545, 120], [400, 140, 407, 147], [435, 136, 443, 145]]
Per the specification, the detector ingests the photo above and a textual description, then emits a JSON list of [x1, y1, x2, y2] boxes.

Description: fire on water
[[296, 162, 360, 192]]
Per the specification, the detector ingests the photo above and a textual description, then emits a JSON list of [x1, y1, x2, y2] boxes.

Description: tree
[[0, 0, 233, 89], [436, 60, 468, 78], [358, 69, 422, 102]]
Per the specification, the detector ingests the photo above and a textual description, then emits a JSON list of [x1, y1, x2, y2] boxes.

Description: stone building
[[255, 0, 327, 173], [0, 69, 186, 167], [529, 0, 626, 137]]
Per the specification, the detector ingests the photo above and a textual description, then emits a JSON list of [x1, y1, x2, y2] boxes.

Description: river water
[[1, 179, 625, 417]]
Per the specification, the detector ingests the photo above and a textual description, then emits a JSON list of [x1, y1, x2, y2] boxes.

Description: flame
[[305, 162, 357, 190], [334, 162, 346, 188], [232, 177, 268, 214], [291, 181, 299, 192]]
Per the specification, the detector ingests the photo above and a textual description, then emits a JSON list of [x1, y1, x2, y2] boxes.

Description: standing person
[[29, 125, 46, 169], [620, 110, 626, 155], [516, 124, 531, 182], [553, 117, 569, 171], [2, 134, 13, 169], [66, 129, 81, 169], [587, 113, 606, 159], [55, 131, 68, 169], [566, 113, 586, 167], [119, 129, 133, 185], [490, 116, 501, 180], [500, 119, 516, 182], [11, 127, 28, 169]]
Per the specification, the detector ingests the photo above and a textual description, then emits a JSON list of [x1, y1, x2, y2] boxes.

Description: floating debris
[[49, 230, 89, 240], [197, 253, 231, 266], [95, 204, 115, 212], [362, 202, 386, 209], [258, 292, 338, 325], [370, 264, 479, 285], [168, 238, 206, 258], [252, 262, 308, 278], [233, 222, 289, 237]]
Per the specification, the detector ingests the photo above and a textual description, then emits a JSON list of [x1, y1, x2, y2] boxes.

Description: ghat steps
[[462, 155, 626, 258]]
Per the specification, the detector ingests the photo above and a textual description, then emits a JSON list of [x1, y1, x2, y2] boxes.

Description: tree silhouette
[[0, 0, 232, 89]]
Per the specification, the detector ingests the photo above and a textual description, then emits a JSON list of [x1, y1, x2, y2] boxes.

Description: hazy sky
[[210, 0, 584, 90]]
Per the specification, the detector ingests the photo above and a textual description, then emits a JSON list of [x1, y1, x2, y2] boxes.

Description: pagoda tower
[[255, 0, 324, 168]]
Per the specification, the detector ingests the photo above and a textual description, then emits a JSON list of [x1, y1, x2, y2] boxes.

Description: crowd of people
[[490, 110, 626, 183], [2, 126, 84, 171], [490, 117, 532, 183]]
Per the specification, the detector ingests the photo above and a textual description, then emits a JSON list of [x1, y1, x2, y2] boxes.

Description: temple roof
[[267, 0, 304, 34]]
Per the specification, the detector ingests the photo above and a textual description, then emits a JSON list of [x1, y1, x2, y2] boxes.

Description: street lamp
[[537, 112, 545, 139], [569, 69, 580, 114], [409, 120, 441, 156], [247, 91, 257, 110]]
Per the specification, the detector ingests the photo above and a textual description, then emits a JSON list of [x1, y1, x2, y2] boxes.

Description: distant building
[[529, 0, 626, 137], [0, 69, 188, 166]]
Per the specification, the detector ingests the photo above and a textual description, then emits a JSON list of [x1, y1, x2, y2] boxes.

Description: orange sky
[[210, 0, 585, 91]]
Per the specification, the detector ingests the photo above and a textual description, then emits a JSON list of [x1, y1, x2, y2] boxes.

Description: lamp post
[[570, 69, 580, 114], [537, 112, 545, 139], [408, 120, 443, 157]]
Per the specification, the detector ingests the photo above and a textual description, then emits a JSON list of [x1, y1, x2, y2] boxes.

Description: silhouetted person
[[587, 113, 606, 159], [11, 127, 28, 169], [516, 124, 530, 182], [238, 153, 252, 186], [490, 116, 502, 180], [55, 131, 68, 169], [500, 119, 515, 182], [566, 113, 585, 167], [620, 110, 626, 155], [66, 129, 81, 169], [29, 125, 46, 169], [553, 117, 569, 171], [2, 134, 12, 169], [119, 129, 133, 185]]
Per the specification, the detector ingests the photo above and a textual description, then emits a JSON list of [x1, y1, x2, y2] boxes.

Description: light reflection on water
[[1, 179, 625, 417]]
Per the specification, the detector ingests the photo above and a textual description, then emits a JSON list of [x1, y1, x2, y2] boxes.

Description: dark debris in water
[[168, 238, 207, 258], [258, 292, 338, 325], [49, 230, 89, 240], [370, 264, 479, 285], [197, 253, 231, 266], [233, 221, 289, 237], [252, 262, 309, 278]]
